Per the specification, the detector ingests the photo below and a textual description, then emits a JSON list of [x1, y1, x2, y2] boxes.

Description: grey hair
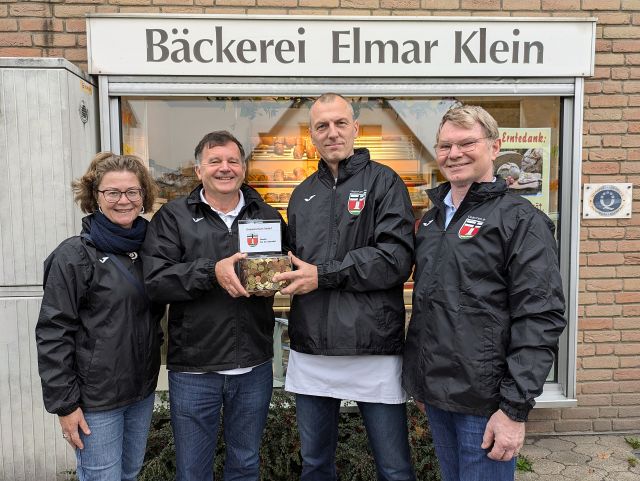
[[436, 105, 499, 144]]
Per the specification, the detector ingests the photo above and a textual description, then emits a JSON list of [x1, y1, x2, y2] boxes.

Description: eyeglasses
[[98, 188, 144, 203], [435, 137, 493, 157]]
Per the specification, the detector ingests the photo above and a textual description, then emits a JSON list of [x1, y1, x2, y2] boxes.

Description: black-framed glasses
[[98, 188, 144, 203], [435, 137, 493, 157]]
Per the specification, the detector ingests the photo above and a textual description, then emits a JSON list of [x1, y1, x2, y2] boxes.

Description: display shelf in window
[[248, 181, 303, 187], [247, 165, 317, 183]]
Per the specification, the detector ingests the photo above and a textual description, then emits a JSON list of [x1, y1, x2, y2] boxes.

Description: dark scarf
[[90, 211, 147, 255]]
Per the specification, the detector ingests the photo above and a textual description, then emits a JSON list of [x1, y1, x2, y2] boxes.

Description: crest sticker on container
[[458, 216, 485, 240], [348, 190, 367, 215], [246, 233, 259, 247]]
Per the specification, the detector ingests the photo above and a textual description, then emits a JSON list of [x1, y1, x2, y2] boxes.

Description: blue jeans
[[76, 393, 155, 481], [426, 404, 516, 481], [296, 394, 416, 481], [169, 362, 273, 481]]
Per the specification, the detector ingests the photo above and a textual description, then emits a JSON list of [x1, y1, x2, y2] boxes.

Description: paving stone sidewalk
[[515, 434, 640, 481]]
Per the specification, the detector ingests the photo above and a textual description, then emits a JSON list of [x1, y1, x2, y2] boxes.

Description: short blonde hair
[[436, 105, 499, 144], [72, 152, 158, 214]]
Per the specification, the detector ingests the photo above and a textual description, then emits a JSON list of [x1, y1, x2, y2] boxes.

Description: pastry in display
[[279, 192, 291, 203], [248, 171, 268, 182], [274, 138, 285, 155], [264, 193, 278, 203], [293, 167, 307, 180], [306, 144, 317, 159], [293, 145, 305, 159], [285, 136, 297, 147], [273, 169, 285, 181]]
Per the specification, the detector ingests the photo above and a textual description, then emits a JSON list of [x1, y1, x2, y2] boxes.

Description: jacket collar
[[80, 215, 95, 243], [186, 183, 263, 208], [428, 178, 508, 210], [317, 148, 370, 185]]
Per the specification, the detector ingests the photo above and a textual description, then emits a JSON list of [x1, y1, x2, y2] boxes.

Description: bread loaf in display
[[279, 192, 291, 203], [293, 167, 307, 180], [264, 193, 278, 203], [273, 169, 285, 181]]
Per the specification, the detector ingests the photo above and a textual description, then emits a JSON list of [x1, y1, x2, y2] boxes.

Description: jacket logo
[[193, 217, 204, 223], [458, 216, 485, 240], [246, 233, 259, 247], [423, 219, 434, 228], [348, 190, 367, 215], [99, 256, 109, 263], [304, 194, 316, 202]]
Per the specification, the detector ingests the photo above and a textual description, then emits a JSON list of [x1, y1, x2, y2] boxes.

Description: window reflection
[[122, 95, 562, 382]]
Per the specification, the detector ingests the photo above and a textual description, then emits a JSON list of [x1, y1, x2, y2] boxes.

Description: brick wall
[[2, 0, 639, 434]]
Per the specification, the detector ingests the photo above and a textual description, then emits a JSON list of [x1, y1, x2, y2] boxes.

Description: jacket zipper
[[422, 197, 474, 299], [231, 210, 241, 367], [230, 200, 254, 367], [321, 178, 338, 352], [204, 199, 250, 368]]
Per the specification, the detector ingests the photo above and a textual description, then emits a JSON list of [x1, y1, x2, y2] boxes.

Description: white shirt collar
[[200, 188, 245, 228], [443, 189, 455, 210]]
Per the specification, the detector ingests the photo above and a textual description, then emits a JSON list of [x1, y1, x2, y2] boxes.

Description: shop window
[[122, 95, 563, 385]]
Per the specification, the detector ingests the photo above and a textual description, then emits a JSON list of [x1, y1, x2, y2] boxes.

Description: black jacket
[[286, 148, 415, 355], [36, 216, 164, 416], [142, 184, 287, 372], [402, 180, 566, 422]]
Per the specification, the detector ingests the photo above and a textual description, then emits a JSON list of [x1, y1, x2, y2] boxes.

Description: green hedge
[[139, 389, 440, 481]]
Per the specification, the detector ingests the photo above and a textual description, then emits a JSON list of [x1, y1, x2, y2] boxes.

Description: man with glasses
[[142, 130, 287, 481], [273, 93, 416, 481], [402, 105, 566, 481]]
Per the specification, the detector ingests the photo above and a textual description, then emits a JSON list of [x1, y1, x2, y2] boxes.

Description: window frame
[[98, 75, 581, 407]]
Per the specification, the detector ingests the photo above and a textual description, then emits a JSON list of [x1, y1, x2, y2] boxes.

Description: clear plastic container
[[239, 255, 291, 294]]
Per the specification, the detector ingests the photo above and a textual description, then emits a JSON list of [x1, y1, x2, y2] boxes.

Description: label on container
[[238, 219, 282, 254]]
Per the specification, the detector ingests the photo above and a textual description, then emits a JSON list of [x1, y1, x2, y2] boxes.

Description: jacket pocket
[[457, 304, 501, 395], [84, 338, 104, 387], [75, 338, 97, 382]]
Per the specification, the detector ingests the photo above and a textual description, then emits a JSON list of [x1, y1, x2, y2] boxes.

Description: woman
[[36, 152, 164, 481]]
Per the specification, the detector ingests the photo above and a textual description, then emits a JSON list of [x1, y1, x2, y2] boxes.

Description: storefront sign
[[87, 15, 595, 77], [583, 183, 633, 219]]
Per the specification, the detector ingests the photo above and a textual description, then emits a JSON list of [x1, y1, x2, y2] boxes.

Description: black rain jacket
[[36, 216, 164, 416], [142, 184, 288, 372], [402, 180, 566, 422], [286, 148, 415, 355]]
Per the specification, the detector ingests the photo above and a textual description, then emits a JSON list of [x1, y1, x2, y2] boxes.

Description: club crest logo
[[458, 216, 485, 240], [348, 190, 367, 215], [246, 233, 259, 247]]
